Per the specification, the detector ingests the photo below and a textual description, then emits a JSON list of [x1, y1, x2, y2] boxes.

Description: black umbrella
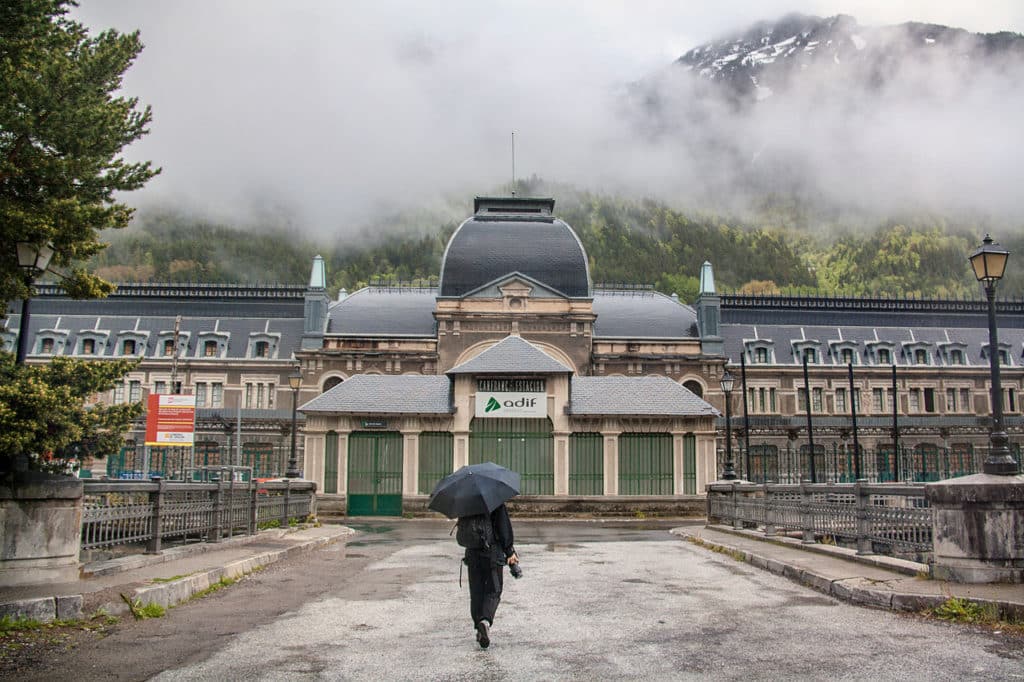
[[428, 462, 521, 519]]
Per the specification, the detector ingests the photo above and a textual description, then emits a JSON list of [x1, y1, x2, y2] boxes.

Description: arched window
[[323, 376, 343, 392], [682, 380, 703, 398]]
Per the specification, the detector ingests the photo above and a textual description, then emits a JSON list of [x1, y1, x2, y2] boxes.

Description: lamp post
[[286, 367, 302, 478], [14, 241, 54, 365], [968, 234, 1019, 475], [720, 370, 737, 480]]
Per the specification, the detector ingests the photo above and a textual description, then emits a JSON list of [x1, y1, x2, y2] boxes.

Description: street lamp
[[969, 235, 1018, 475], [720, 369, 737, 480], [286, 366, 302, 478], [14, 241, 54, 365]]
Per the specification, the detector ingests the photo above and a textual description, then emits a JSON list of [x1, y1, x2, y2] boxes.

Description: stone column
[[927, 473, 1024, 583], [553, 433, 569, 496], [602, 431, 620, 496], [0, 474, 84, 586]]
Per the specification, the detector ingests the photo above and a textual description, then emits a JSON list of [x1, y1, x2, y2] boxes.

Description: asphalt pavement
[[3, 518, 1022, 681]]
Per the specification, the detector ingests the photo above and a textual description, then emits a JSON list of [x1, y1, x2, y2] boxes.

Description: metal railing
[[715, 443, 1014, 484], [707, 481, 933, 561], [81, 476, 316, 552]]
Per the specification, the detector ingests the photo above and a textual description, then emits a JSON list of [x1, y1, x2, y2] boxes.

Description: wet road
[[32, 519, 1024, 681]]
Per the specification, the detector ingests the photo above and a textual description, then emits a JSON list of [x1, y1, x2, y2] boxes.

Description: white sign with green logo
[[474, 391, 547, 418]]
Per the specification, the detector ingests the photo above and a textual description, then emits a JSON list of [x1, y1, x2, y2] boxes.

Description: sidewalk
[[0, 525, 353, 623], [672, 524, 1024, 620]]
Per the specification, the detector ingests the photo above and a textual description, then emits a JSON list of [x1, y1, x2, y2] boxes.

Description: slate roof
[[592, 290, 699, 338], [439, 215, 591, 298], [299, 375, 453, 414], [447, 335, 574, 375], [3, 286, 305, 361], [327, 287, 437, 336], [570, 376, 718, 416]]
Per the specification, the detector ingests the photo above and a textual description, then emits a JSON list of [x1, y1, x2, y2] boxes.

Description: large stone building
[[4, 195, 1021, 514]]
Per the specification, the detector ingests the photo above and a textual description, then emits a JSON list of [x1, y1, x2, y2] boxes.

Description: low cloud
[[73, 2, 1024, 235]]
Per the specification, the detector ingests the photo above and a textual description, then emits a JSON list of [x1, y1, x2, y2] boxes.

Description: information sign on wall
[[145, 394, 197, 446], [474, 391, 547, 418]]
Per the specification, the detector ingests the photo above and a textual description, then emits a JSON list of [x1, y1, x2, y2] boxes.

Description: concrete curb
[[0, 527, 354, 623], [671, 527, 1023, 621], [100, 528, 354, 617]]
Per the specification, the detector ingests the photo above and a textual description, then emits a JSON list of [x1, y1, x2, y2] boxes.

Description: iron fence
[[716, 442, 1018, 484], [81, 476, 316, 552], [105, 442, 301, 481], [707, 481, 933, 561]]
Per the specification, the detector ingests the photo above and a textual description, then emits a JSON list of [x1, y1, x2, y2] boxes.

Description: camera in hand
[[509, 562, 522, 579]]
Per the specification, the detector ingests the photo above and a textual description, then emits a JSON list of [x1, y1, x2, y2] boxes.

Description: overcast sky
[[73, 1, 1024, 234]]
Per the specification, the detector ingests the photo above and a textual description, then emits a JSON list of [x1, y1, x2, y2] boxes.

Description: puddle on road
[[348, 524, 395, 534], [545, 542, 583, 552], [622, 578, 652, 584]]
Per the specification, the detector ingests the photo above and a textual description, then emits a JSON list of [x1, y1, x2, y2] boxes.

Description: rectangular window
[[1007, 388, 1017, 413], [812, 387, 823, 413], [204, 340, 218, 357], [798, 388, 806, 411], [163, 339, 175, 356], [803, 348, 817, 364], [155, 381, 167, 395], [836, 388, 847, 413], [82, 338, 95, 355], [267, 384, 275, 409], [114, 383, 125, 404], [877, 348, 890, 364], [946, 388, 956, 413], [909, 388, 921, 413], [924, 388, 935, 413], [123, 339, 136, 355], [755, 347, 768, 364], [211, 383, 223, 408], [852, 388, 861, 412], [245, 383, 253, 409], [960, 388, 971, 413], [256, 383, 265, 408], [841, 349, 854, 365], [129, 380, 142, 402], [196, 382, 207, 408], [769, 388, 777, 413], [41, 338, 55, 354], [872, 388, 884, 412]]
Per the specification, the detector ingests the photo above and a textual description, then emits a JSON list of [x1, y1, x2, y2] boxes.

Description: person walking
[[458, 502, 519, 649]]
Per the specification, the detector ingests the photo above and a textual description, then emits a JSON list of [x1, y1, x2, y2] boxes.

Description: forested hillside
[[89, 184, 1024, 301]]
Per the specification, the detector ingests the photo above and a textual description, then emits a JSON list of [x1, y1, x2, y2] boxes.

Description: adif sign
[[475, 392, 547, 418]]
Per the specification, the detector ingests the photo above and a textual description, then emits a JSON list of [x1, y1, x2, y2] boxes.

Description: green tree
[[0, 353, 142, 474], [1, 0, 159, 304]]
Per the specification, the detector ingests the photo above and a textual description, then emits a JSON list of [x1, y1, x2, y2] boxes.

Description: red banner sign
[[145, 394, 197, 446]]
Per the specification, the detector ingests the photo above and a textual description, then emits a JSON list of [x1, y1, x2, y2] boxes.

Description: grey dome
[[439, 197, 591, 298]]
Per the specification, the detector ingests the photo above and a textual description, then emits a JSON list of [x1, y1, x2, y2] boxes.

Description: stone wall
[[0, 473, 84, 586]]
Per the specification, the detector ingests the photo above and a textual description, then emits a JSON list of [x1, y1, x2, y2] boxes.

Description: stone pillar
[[927, 473, 1024, 583], [402, 429, 420, 496], [0, 474, 84, 586], [603, 431, 619, 496], [553, 433, 569, 496]]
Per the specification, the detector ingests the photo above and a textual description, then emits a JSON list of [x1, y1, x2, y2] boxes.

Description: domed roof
[[438, 197, 591, 298]]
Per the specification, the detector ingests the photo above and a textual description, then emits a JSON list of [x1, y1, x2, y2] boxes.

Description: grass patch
[[0, 616, 43, 634], [150, 573, 194, 583], [687, 535, 746, 562], [120, 595, 167, 620], [932, 597, 998, 625]]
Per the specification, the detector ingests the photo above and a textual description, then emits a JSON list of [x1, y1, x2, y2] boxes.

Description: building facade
[[4, 195, 1021, 512]]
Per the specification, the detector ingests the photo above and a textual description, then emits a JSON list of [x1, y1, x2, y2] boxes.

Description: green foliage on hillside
[[88, 187, 1023, 300]]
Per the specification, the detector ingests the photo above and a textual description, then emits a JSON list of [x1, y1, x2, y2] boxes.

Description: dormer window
[[247, 333, 280, 359], [792, 340, 820, 365], [204, 340, 218, 356], [163, 339, 175, 356], [829, 341, 860, 366], [878, 348, 891, 364], [35, 329, 68, 356], [745, 340, 774, 365], [41, 338, 55, 354], [115, 331, 148, 357], [82, 338, 96, 355], [902, 342, 932, 367]]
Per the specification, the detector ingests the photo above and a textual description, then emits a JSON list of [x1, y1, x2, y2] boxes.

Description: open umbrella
[[428, 462, 521, 519]]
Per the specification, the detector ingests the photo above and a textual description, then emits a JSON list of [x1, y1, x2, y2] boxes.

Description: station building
[[5, 194, 1022, 515]]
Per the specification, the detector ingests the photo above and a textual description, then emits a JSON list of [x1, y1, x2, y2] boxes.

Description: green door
[[569, 433, 604, 495], [347, 431, 403, 516], [470, 418, 553, 495], [619, 433, 673, 495]]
